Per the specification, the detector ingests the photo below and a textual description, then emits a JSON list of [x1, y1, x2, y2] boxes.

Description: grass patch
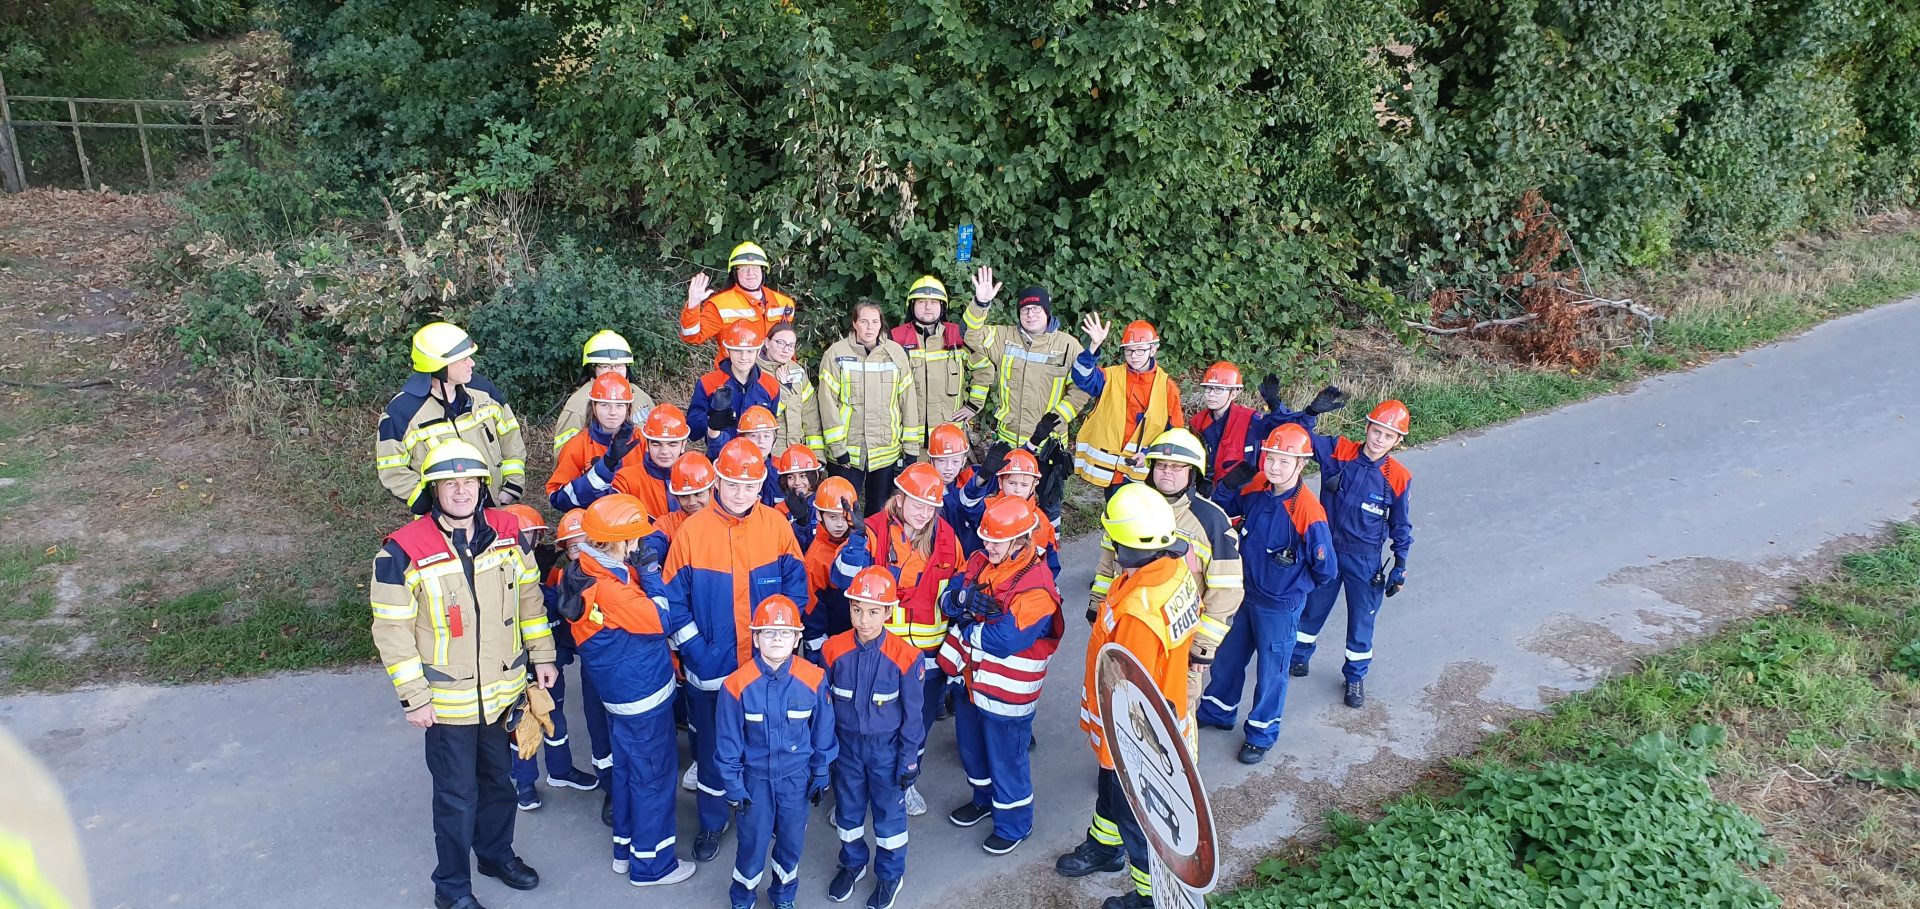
[[1226, 524, 1920, 909]]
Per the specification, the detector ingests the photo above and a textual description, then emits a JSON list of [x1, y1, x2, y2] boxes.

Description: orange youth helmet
[[1201, 361, 1243, 388], [775, 444, 822, 475], [1119, 320, 1160, 349], [588, 373, 635, 404], [813, 476, 858, 515], [927, 423, 970, 458], [750, 595, 804, 631], [999, 448, 1042, 478], [582, 494, 655, 543], [895, 462, 945, 507], [720, 322, 765, 351], [669, 452, 717, 495], [845, 566, 900, 606], [556, 509, 588, 543], [1260, 423, 1313, 459], [978, 497, 1040, 544], [715, 437, 769, 483], [1367, 400, 1411, 437], [503, 504, 547, 534], [738, 405, 778, 434], [643, 404, 691, 442]]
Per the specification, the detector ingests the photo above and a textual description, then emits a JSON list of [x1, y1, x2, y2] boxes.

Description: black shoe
[[867, 877, 903, 909], [1344, 680, 1365, 709], [1290, 662, 1309, 678], [693, 827, 726, 862], [1238, 742, 1268, 765], [982, 833, 1023, 855], [434, 896, 487, 909], [828, 865, 866, 902], [1054, 837, 1125, 877], [601, 791, 613, 827], [1197, 718, 1235, 731], [476, 856, 539, 891], [1101, 892, 1154, 909], [948, 801, 991, 827]]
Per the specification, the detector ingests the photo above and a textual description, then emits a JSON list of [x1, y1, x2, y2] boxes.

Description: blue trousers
[[1295, 548, 1384, 683], [1197, 598, 1303, 748], [731, 771, 812, 906], [914, 649, 945, 750], [609, 704, 681, 882], [954, 696, 1036, 842], [510, 655, 612, 786], [686, 686, 735, 834], [422, 720, 516, 905], [833, 731, 908, 880]]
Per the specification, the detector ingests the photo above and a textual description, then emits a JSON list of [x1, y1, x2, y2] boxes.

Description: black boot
[[1238, 741, 1268, 765], [1054, 837, 1125, 877], [1100, 892, 1153, 909], [1344, 679, 1365, 709], [476, 856, 539, 891], [601, 791, 613, 827], [1289, 661, 1309, 677]]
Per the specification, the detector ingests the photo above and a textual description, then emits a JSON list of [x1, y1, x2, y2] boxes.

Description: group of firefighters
[[367, 243, 1416, 909]]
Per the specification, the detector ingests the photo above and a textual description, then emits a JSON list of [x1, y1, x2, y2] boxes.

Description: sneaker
[[692, 827, 727, 862], [867, 877, 903, 909], [828, 865, 867, 902], [774, 903, 797, 909], [982, 833, 1024, 855], [1100, 892, 1154, 909], [612, 858, 629, 875], [1238, 742, 1268, 765], [681, 763, 699, 792], [547, 767, 600, 791], [1344, 680, 1365, 709], [633, 860, 696, 887], [515, 782, 541, 812], [1290, 662, 1309, 678], [903, 785, 927, 817], [948, 801, 991, 827], [1054, 837, 1125, 877]]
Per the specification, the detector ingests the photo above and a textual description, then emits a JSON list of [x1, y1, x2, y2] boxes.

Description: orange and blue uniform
[[1198, 477, 1337, 748], [680, 284, 797, 362], [510, 549, 612, 794], [546, 422, 638, 512], [715, 655, 837, 907], [832, 512, 963, 747], [611, 457, 675, 520], [662, 503, 808, 836], [822, 630, 925, 882], [802, 527, 857, 659], [569, 551, 682, 883], [687, 366, 782, 454], [935, 545, 1064, 844]]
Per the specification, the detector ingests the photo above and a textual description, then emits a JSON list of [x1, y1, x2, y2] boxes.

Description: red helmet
[[813, 476, 858, 515], [978, 497, 1040, 544], [1201, 361, 1243, 388], [775, 444, 822, 474], [503, 504, 548, 534], [715, 437, 769, 483], [895, 462, 946, 506], [738, 405, 778, 434], [582, 494, 655, 543], [720, 321, 765, 351], [1119, 320, 1160, 349], [1367, 400, 1411, 437], [643, 404, 691, 442], [845, 566, 900, 606], [750, 595, 804, 631], [927, 423, 970, 458], [589, 372, 635, 404], [669, 452, 717, 495], [999, 448, 1042, 478], [556, 508, 587, 543], [1260, 423, 1313, 459]]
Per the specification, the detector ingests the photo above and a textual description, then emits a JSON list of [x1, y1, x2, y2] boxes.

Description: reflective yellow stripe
[[552, 427, 581, 452], [499, 458, 525, 476], [371, 600, 415, 621], [520, 617, 553, 641], [376, 453, 410, 469], [387, 657, 423, 685]]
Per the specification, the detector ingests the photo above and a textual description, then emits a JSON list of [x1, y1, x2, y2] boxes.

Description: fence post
[[133, 101, 155, 189], [67, 98, 90, 191], [0, 72, 23, 193]]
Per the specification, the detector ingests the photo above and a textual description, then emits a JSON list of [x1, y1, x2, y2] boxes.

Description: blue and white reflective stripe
[[1346, 649, 1374, 661], [875, 830, 908, 850], [992, 794, 1033, 810], [967, 774, 992, 787], [636, 836, 676, 859], [831, 685, 855, 699], [838, 825, 865, 842], [670, 624, 699, 647], [698, 780, 727, 797], [1200, 694, 1238, 713], [773, 861, 799, 883], [786, 708, 812, 719], [974, 696, 1037, 718], [873, 690, 898, 704], [1245, 717, 1276, 729], [683, 668, 724, 691], [745, 712, 766, 722], [1295, 631, 1317, 644], [733, 868, 764, 888], [604, 679, 676, 715]]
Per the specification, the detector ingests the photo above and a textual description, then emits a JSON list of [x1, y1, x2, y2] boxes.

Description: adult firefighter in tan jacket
[[369, 438, 558, 909], [890, 275, 993, 432], [819, 299, 924, 515], [1088, 429, 1243, 716], [550, 329, 657, 454], [961, 268, 1091, 449], [376, 322, 530, 512]]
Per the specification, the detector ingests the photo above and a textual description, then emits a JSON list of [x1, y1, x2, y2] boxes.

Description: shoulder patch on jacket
[[821, 631, 858, 666], [1333, 437, 1361, 462], [788, 657, 825, 691], [1380, 456, 1412, 496]]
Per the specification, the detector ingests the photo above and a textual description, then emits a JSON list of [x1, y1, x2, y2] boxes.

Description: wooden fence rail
[[0, 71, 244, 193]]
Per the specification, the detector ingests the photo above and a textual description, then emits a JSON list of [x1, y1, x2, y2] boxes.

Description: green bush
[[1220, 727, 1777, 909], [465, 238, 696, 414]]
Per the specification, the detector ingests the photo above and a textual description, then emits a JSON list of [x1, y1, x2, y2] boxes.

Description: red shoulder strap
[[942, 322, 964, 349], [388, 517, 452, 569]]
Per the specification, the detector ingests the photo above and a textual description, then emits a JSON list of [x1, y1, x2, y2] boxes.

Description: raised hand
[[1081, 313, 1110, 352], [686, 271, 713, 309], [970, 267, 1001, 305]]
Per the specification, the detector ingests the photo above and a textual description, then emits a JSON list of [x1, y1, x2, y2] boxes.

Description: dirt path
[[0, 190, 322, 688]]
